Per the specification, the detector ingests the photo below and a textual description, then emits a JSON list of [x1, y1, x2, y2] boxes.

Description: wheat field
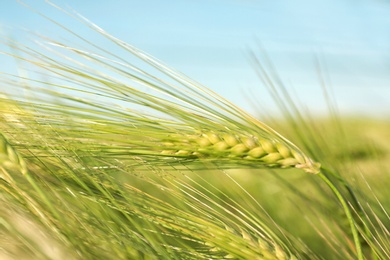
[[0, 3, 389, 260]]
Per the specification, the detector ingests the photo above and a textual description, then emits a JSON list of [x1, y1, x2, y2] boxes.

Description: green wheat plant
[[1, 2, 389, 259]]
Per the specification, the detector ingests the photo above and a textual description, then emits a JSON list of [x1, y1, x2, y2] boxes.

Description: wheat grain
[[159, 132, 320, 174]]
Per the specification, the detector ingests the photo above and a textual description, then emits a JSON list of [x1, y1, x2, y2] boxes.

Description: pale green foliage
[[0, 3, 389, 260]]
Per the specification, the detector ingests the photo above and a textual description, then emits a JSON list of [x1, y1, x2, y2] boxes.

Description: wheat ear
[[0, 7, 321, 175], [160, 131, 320, 174], [0, 133, 28, 176]]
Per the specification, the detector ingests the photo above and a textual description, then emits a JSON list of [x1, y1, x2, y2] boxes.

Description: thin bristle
[[0, 20, 321, 175]]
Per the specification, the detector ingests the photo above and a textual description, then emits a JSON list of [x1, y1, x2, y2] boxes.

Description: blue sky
[[1, 0, 389, 117]]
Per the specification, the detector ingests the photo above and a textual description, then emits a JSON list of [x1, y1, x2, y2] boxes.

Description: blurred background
[[1, 0, 389, 118]]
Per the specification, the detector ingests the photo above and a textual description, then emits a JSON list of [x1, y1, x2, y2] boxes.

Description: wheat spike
[[158, 132, 320, 173], [0, 14, 320, 175], [0, 133, 27, 176]]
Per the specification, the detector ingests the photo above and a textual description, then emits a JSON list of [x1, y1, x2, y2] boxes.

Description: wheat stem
[[319, 171, 363, 260]]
